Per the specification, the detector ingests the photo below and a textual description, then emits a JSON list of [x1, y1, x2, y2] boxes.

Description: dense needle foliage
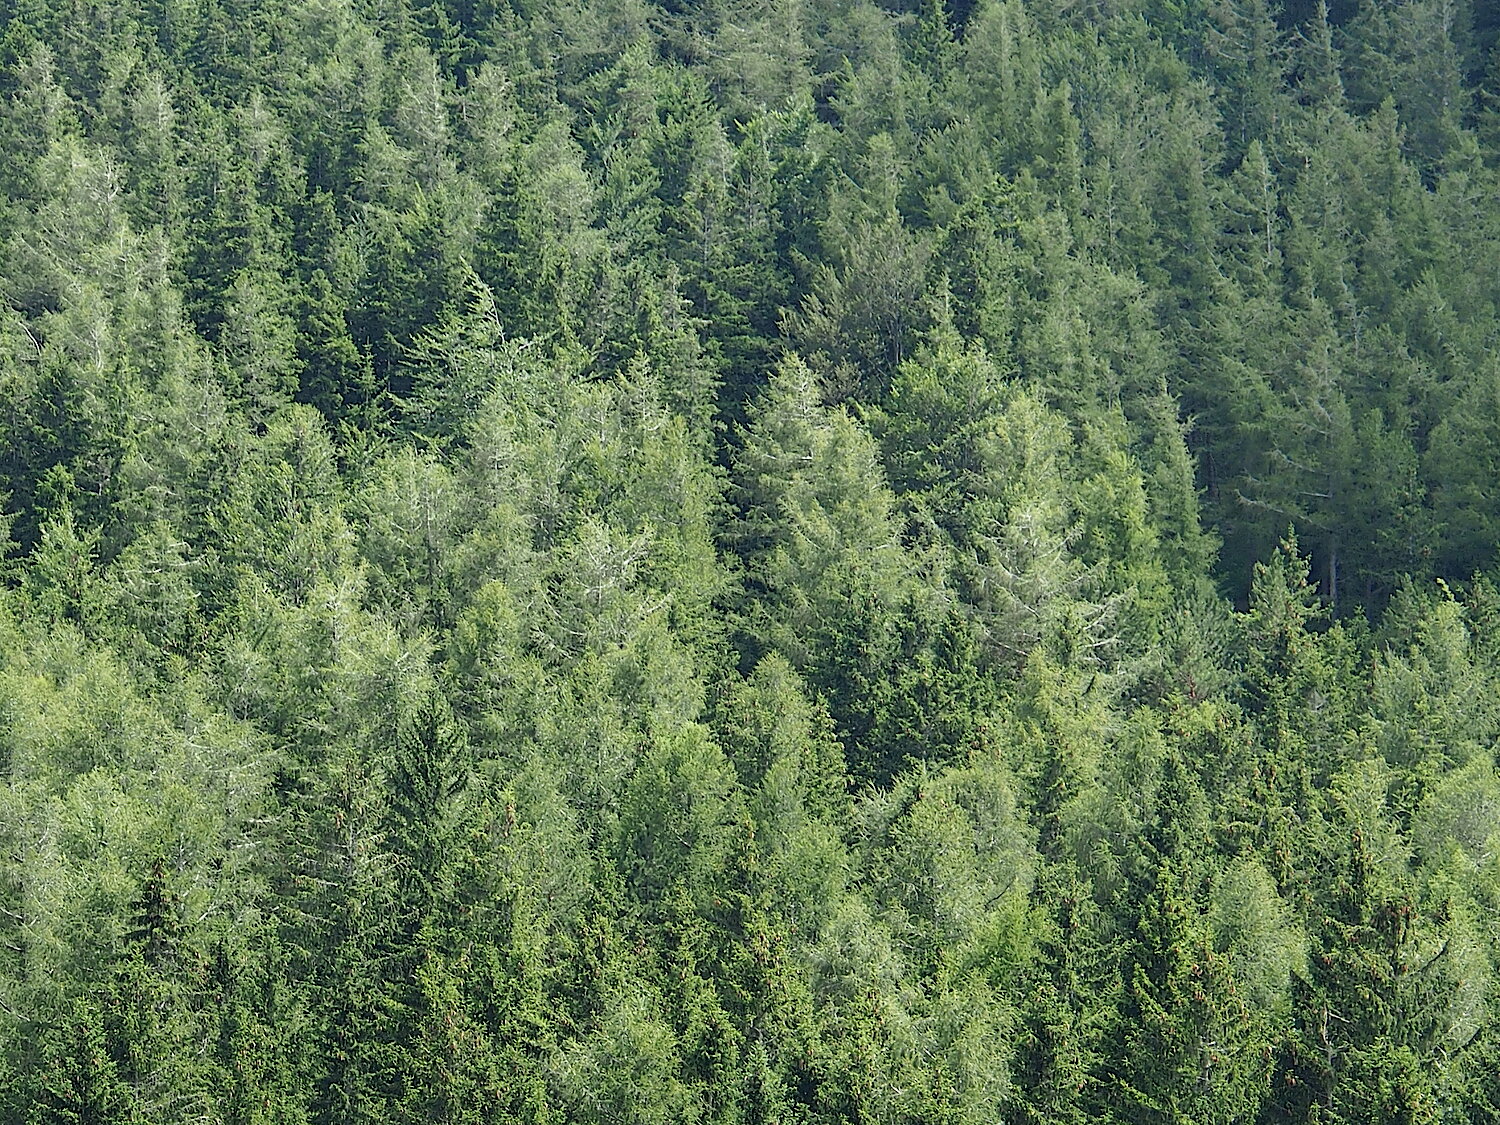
[[3, 0, 1500, 1119]]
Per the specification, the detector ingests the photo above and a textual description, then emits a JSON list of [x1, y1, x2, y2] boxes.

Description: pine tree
[[1115, 860, 1255, 1124], [29, 998, 128, 1125], [1206, 0, 1288, 153], [388, 688, 470, 928], [1009, 864, 1116, 1125], [296, 268, 370, 422], [1269, 789, 1459, 1124]]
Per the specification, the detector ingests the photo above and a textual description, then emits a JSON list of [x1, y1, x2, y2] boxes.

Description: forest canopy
[[3, 0, 1500, 1120]]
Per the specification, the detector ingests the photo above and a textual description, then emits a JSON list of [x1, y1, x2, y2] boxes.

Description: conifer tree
[[29, 998, 128, 1125]]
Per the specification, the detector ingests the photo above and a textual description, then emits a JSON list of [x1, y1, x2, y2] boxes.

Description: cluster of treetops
[[3, 0, 1500, 1120]]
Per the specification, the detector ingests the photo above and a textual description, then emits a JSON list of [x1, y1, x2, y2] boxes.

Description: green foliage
[[617, 723, 743, 912], [3, 1, 1500, 1120], [1115, 859, 1275, 1124], [1269, 759, 1479, 1124]]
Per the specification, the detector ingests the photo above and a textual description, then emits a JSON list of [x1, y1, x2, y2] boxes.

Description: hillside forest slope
[[4, 0, 1500, 1120]]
